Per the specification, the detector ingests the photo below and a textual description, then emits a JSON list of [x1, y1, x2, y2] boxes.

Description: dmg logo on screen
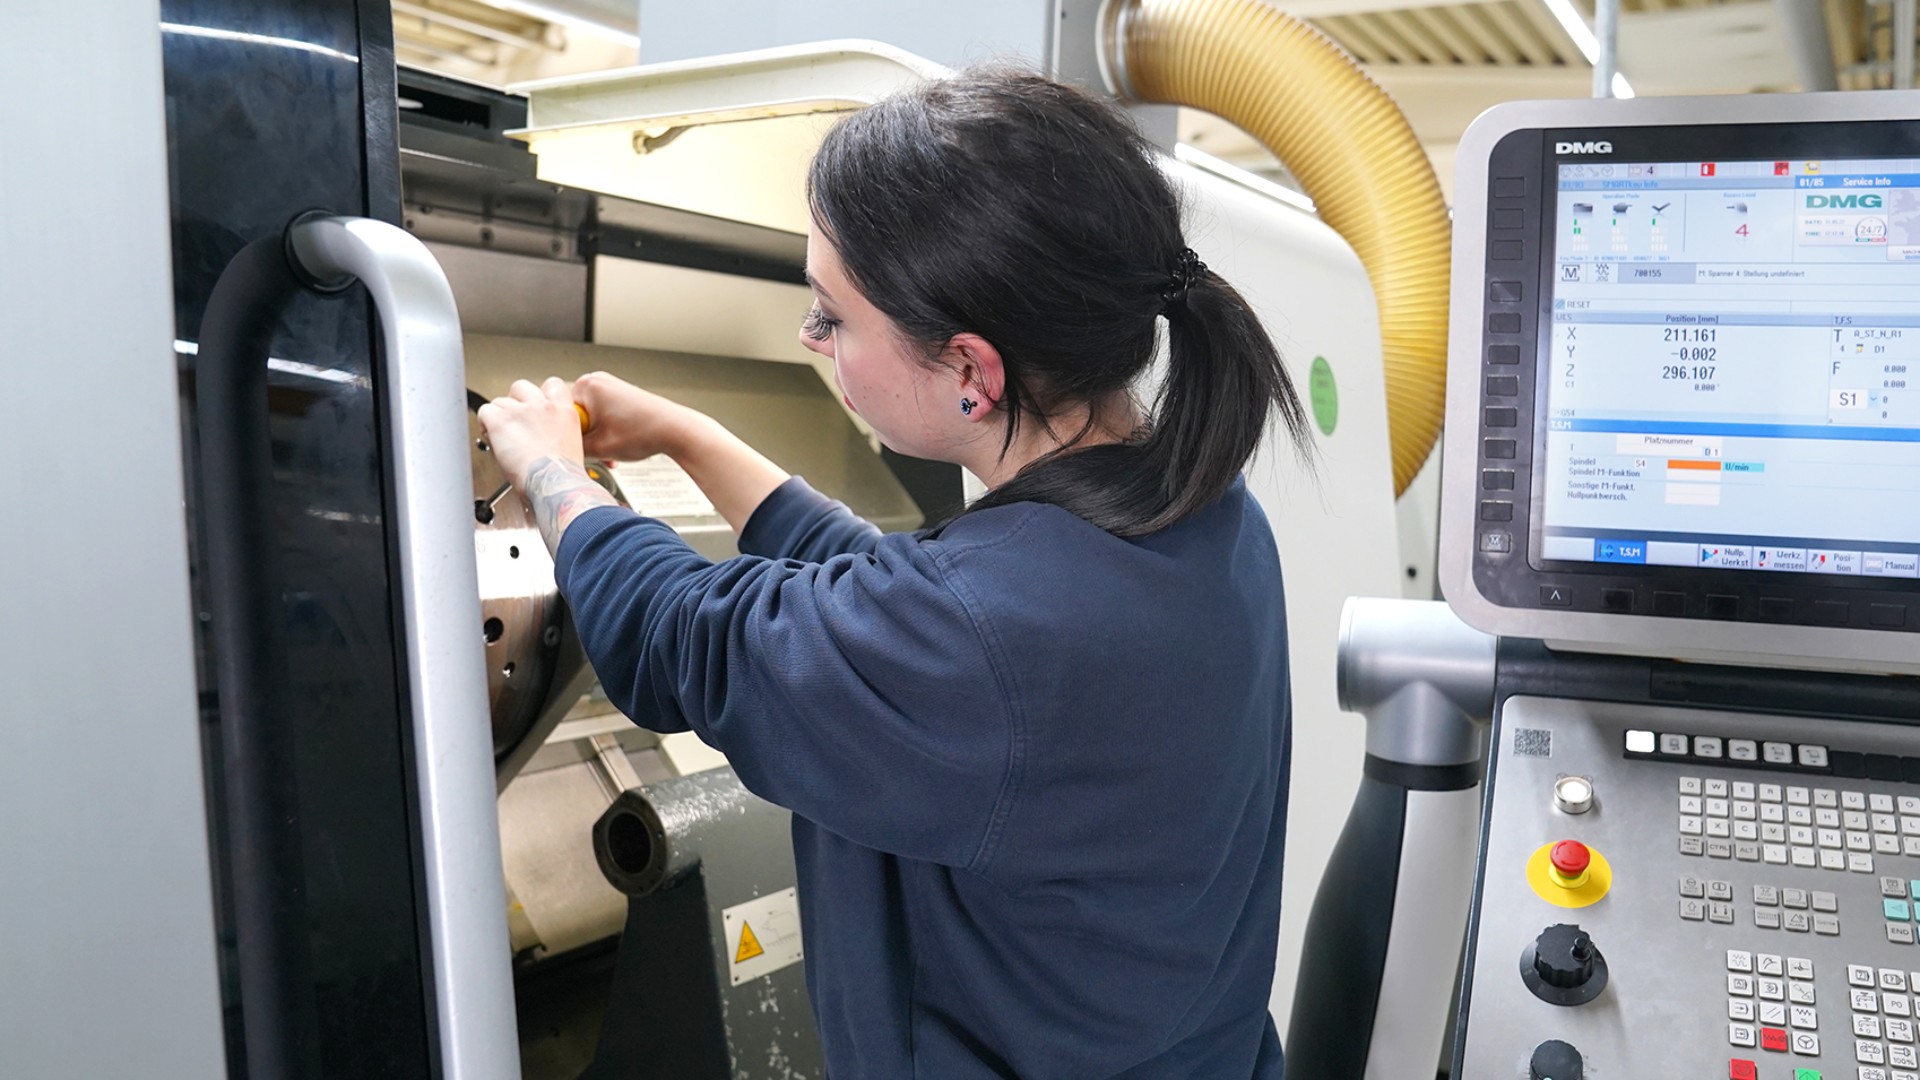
[[1555, 141, 1613, 155], [1805, 193, 1885, 209]]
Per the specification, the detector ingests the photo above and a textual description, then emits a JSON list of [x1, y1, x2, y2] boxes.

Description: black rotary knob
[[1530, 1039, 1584, 1080], [1519, 924, 1609, 1006]]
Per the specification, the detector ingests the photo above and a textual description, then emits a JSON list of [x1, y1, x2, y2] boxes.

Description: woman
[[480, 68, 1312, 1079]]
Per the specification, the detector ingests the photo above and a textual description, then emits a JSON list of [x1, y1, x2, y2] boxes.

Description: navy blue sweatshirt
[[556, 476, 1291, 1079]]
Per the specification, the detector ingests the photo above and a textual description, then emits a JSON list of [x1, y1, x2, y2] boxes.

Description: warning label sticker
[[722, 888, 803, 986]]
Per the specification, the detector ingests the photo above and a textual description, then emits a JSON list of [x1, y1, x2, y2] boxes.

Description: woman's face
[[799, 224, 963, 462]]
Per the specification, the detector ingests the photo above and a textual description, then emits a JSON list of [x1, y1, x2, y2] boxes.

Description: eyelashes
[[801, 304, 840, 342]]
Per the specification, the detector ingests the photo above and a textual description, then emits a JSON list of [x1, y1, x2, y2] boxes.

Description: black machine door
[[161, 2, 447, 1075]]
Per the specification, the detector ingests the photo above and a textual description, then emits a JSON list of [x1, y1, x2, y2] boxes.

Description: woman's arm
[[574, 372, 787, 535]]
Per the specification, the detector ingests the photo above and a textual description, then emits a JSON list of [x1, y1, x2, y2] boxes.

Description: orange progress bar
[[1667, 459, 1723, 471]]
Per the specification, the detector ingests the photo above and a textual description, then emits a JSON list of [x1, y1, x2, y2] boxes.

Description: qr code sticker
[[1513, 728, 1552, 757]]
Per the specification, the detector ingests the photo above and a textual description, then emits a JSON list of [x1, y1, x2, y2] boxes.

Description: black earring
[[961, 398, 978, 415]]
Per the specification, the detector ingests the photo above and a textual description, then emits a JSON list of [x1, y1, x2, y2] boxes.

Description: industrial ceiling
[[390, 0, 1920, 199]]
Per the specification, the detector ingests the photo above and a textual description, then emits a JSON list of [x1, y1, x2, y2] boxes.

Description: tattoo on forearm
[[521, 456, 619, 553]]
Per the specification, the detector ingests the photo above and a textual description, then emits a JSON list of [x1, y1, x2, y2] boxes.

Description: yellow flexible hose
[[1106, 0, 1451, 495]]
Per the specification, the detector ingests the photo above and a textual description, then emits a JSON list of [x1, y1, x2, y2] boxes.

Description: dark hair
[[807, 67, 1313, 537]]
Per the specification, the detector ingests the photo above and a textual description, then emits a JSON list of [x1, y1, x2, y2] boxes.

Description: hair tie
[[1160, 248, 1208, 314]]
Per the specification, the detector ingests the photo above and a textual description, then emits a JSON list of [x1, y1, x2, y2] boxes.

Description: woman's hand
[[478, 378, 616, 554], [477, 378, 586, 488], [574, 371, 701, 462]]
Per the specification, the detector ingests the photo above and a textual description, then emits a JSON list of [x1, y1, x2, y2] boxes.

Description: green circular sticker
[[1308, 356, 1338, 436]]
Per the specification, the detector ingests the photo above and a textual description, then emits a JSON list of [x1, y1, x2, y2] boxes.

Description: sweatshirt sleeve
[[738, 476, 885, 562], [555, 505, 1017, 869]]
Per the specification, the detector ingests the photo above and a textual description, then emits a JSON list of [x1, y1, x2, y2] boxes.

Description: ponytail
[[810, 67, 1316, 538], [967, 266, 1314, 537]]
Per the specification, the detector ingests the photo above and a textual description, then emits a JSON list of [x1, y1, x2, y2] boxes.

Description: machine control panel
[[1440, 94, 1920, 671], [1459, 697, 1920, 1078]]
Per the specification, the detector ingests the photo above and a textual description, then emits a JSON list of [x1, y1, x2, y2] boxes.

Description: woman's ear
[[947, 333, 1005, 421]]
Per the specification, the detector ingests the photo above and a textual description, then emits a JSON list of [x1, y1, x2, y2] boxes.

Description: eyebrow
[[804, 270, 835, 303]]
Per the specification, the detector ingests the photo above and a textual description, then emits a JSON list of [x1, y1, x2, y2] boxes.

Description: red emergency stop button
[[1551, 840, 1592, 877], [1729, 1059, 1756, 1080]]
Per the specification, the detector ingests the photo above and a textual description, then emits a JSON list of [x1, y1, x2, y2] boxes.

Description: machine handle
[[288, 216, 521, 1080]]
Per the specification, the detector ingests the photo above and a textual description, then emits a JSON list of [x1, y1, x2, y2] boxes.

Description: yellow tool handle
[[574, 402, 592, 433]]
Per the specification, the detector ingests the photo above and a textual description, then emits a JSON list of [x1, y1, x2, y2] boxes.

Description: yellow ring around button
[[1527, 843, 1612, 909]]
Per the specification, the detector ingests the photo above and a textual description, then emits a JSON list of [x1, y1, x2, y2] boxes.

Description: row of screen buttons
[[1641, 733, 1920, 786], [1479, 177, 1528, 557], [1641, 733, 1830, 768], [1536, 583, 1911, 626]]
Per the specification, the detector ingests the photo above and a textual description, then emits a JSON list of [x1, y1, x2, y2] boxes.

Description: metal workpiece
[[469, 391, 630, 785], [287, 215, 521, 1080], [1339, 597, 1499, 768]]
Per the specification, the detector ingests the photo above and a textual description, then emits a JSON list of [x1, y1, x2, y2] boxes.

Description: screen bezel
[[1526, 120, 1920, 599]]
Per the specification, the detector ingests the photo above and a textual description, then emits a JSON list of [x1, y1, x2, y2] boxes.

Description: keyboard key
[[1787, 890, 1812, 909], [1762, 955, 1786, 977], [1793, 1030, 1821, 1055], [1790, 958, 1815, 980], [1859, 967, 1883, 988], [1850, 792, 1871, 810], [1895, 973, 1917, 993], [1731, 1022, 1759, 1047], [1793, 1005, 1820, 1029], [1791, 982, 1818, 1004], [1890, 923, 1916, 945], [1682, 776, 1704, 795], [1732, 998, 1759, 1021], [1762, 978, 1788, 1000], [1757, 886, 1782, 906], [1856, 988, 1883, 1011], [1710, 779, 1732, 797], [1789, 786, 1812, 804], [1758, 909, 1785, 930], [1817, 892, 1842, 912], [1817, 915, 1843, 935], [1820, 790, 1841, 808]]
